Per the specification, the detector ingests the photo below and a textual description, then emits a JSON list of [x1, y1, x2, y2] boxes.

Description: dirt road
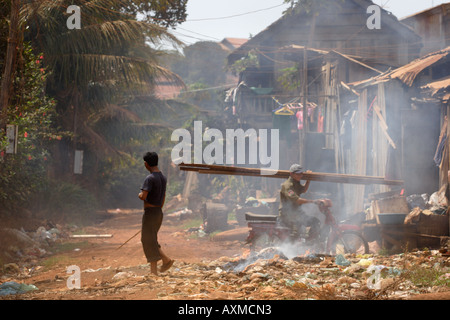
[[1, 208, 449, 301], [1, 209, 247, 300]]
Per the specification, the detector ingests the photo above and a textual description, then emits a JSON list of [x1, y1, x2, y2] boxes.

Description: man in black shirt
[[138, 152, 174, 275]]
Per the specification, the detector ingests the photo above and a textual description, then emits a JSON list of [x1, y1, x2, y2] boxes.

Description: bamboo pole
[[178, 163, 403, 186]]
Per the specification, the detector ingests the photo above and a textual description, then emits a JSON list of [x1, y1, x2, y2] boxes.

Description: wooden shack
[[401, 3, 450, 56], [349, 47, 450, 209], [224, 0, 422, 214], [226, 0, 422, 170]]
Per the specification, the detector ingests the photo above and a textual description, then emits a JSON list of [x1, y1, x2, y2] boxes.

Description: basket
[[377, 213, 407, 225], [417, 213, 449, 249]]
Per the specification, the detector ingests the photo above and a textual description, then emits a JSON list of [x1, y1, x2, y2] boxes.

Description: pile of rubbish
[[2, 245, 448, 300], [166, 207, 193, 221], [0, 281, 38, 296], [406, 189, 448, 215], [1, 224, 67, 266]]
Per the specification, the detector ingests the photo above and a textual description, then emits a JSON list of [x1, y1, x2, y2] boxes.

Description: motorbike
[[245, 199, 369, 255]]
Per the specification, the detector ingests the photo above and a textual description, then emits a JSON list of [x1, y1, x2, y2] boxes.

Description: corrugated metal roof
[[351, 46, 450, 88], [278, 45, 384, 74], [228, 0, 422, 66], [422, 76, 450, 101], [388, 49, 450, 86]]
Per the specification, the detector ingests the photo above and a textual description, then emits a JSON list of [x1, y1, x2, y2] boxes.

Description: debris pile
[[1, 224, 68, 266], [2, 247, 448, 300]]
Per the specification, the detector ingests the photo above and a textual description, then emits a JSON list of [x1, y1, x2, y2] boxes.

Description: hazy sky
[[172, 0, 448, 46]]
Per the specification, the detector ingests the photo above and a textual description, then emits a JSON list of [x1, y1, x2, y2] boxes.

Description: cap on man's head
[[289, 164, 304, 174]]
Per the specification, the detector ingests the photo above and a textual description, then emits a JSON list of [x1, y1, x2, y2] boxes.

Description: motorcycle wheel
[[328, 230, 369, 255]]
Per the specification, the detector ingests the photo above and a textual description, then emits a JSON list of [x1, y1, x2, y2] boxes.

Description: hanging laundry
[[274, 105, 295, 116], [317, 109, 324, 133], [272, 97, 295, 116], [225, 81, 247, 116], [296, 110, 303, 130], [434, 116, 448, 166], [434, 134, 447, 167]]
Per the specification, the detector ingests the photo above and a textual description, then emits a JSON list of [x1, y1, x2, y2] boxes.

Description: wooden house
[[401, 3, 450, 56], [224, 0, 422, 213], [219, 38, 248, 52], [348, 47, 450, 211], [226, 0, 422, 162], [347, 48, 450, 246]]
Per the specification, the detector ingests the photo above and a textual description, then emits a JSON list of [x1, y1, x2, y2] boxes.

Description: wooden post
[[354, 89, 368, 212], [0, 0, 20, 131]]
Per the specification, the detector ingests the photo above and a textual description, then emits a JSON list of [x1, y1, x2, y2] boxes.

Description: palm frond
[[88, 103, 141, 124], [79, 121, 121, 156]]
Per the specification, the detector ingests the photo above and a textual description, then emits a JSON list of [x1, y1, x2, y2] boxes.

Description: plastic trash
[[357, 258, 373, 267], [335, 254, 350, 266], [197, 230, 206, 238], [285, 279, 296, 287], [34, 226, 53, 242], [406, 194, 427, 210], [112, 271, 135, 280], [0, 281, 38, 296]]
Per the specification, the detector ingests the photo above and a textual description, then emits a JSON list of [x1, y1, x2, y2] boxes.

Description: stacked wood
[[178, 163, 404, 186]]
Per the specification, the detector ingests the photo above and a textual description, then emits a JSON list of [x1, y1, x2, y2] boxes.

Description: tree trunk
[[0, 0, 20, 131]]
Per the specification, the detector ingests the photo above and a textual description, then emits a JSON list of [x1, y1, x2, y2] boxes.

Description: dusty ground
[[1, 208, 449, 301], [0, 208, 247, 300]]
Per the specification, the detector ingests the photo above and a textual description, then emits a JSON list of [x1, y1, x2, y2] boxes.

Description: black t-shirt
[[141, 171, 167, 206]]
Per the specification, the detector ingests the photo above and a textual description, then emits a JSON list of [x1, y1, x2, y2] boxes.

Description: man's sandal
[[160, 259, 174, 273]]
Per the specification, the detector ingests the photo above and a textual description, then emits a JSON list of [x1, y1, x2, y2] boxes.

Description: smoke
[[223, 239, 327, 273]]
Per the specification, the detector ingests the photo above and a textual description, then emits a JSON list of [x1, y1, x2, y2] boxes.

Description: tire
[[329, 230, 369, 255]]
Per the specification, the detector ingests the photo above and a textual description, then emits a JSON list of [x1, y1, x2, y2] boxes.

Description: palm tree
[[20, 0, 186, 176]]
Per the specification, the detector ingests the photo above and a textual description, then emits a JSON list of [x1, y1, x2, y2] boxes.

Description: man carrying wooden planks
[[279, 164, 323, 240]]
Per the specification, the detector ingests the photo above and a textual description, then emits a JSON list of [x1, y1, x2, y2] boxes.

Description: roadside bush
[[0, 43, 64, 216], [35, 180, 100, 224]]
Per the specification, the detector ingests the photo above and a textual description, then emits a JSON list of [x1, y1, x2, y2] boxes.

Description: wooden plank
[[178, 163, 404, 186], [70, 234, 113, 238]]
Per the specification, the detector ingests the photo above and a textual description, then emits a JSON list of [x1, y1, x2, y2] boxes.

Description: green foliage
[[174, 41, 229, 86], [1, 1, 196, 218], [180, 82, 212, 104], [36, 180, 100, 223], [405, 265, 450, 288], [21, 0, 185, 163], [125, 0, 188, 28], [97, 156, 144, 208], [229, 50, 260, 75], [277, 64, 301, 92], [283, 0, 346, 15], [0, 43, 64, 214]]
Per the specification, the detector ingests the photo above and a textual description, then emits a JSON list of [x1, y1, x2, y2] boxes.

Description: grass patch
[[42, 241, 90, 270], [41, 255, 74, 270], [181, 216, 204, 230], [52, 241, 90, 253], [405, 266, 450, 287]]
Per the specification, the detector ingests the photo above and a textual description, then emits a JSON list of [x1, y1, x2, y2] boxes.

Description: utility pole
[[299, 14, 317, 166], [0, 0, 20, 132]]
